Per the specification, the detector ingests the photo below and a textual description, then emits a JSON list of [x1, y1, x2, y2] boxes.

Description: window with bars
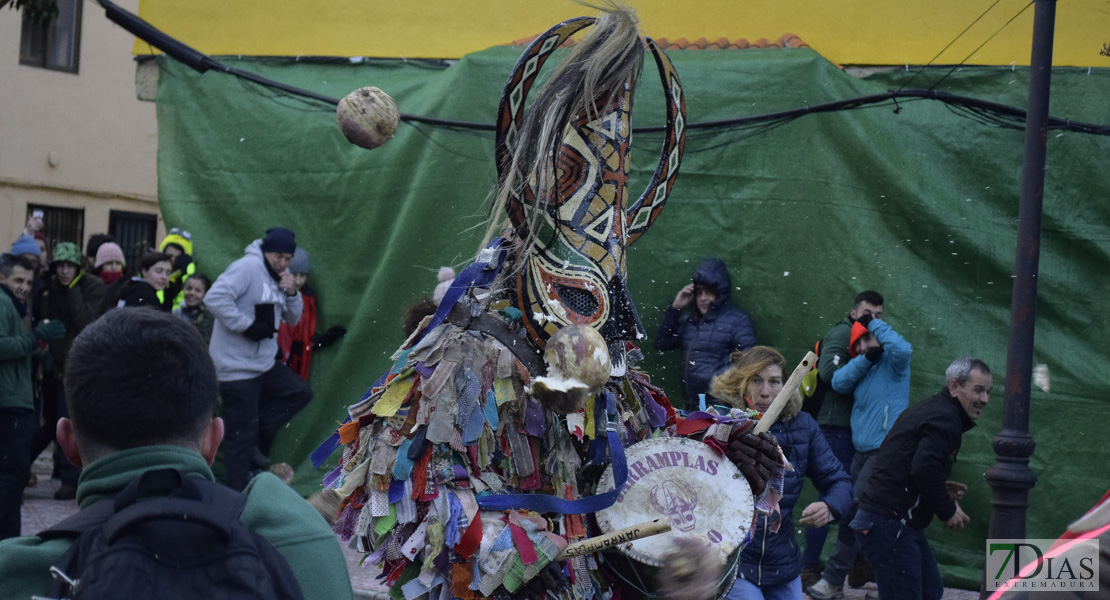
[[27, 204, 84, 258], [19, 0, 82, 73], [108, 210, 157, 276]]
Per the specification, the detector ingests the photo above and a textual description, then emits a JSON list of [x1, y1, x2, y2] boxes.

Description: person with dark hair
[[30, 242, 109, 500], [711, 346, 853, 600], [654, 257, 757, 409], [205, 227, 312, 491], [801, 290, 883, 590], [84, 233, 116, 273], [0, 253, 65, 539], [810, 293, 914, 600], [173, 273, 215, 345], [851, 357, 992, 600], [158, 228, 196, 311], [277, 249, 345, 381], [0, 308, 354, 598], [116, 251, 173, 310]]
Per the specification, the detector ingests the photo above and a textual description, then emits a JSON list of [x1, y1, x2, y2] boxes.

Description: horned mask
[[494, 9, 686, 375]]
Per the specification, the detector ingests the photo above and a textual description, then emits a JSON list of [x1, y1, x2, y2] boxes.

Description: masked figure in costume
[[315, 7, 784, 599]]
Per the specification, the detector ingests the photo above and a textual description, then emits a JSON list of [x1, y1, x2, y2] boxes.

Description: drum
[[595, 436, 755, 599]]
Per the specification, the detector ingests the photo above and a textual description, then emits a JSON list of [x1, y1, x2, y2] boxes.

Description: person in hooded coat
[[655, 258, 756, 409], [711, 346, 853, 600]]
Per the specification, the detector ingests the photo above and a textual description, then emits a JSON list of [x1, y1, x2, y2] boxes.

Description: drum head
[[596, 437, 755, 568]]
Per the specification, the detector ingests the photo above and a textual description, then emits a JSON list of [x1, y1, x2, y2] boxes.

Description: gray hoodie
[[206, 240, 303, 382]]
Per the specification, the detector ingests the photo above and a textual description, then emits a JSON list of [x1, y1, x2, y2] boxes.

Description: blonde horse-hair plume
[[485, 2, 644, 270]]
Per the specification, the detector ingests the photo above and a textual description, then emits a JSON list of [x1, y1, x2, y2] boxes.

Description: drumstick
[[753, 351, 818, 435], [555, 518, 671, 560]]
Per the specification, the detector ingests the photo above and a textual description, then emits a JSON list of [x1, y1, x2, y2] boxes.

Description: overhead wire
[[98, 0, 1110, 149]]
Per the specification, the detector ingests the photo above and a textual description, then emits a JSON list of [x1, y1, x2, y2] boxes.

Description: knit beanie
[[289, 248, 311, 274], [260, 227, 296, 254], [52, 242, 82, 266], [95, 242, 126, 268], [433, 267, 456, 305], [848, 321, 870, 358], [10, 234, 40, 257]]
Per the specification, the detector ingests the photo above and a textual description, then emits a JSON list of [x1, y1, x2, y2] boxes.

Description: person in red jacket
[[277, 249, 345, 381]]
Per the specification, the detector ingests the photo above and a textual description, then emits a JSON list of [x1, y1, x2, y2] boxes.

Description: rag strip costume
[[314, 9, 785, 600]]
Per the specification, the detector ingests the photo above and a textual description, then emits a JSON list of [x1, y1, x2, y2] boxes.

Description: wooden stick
[[555, 518, 671, 560], [753, 351, 818, 435]]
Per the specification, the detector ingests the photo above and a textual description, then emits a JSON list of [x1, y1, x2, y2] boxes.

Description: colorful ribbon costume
[[317, 7, 782, 599]]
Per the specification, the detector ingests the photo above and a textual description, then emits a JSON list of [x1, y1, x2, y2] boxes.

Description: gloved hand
[[855, 313, 874, 328], [33, 320, 66, 343], [726, 428, 779, 497], [172, 252, 193, 275], [311, 325, 347, 349], [865, 346, 884, 363], [243, 319, 276, 342]]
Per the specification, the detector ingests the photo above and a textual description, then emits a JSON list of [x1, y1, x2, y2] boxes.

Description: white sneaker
[[806, 579, 845, 600], [864, 592, 880, 600]]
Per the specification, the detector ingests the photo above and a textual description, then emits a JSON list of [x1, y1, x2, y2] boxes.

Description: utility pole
[[982, 0, 1056, 596]]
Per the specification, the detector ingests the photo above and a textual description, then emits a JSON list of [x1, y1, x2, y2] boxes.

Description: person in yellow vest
[[157, 228, 196, 311]]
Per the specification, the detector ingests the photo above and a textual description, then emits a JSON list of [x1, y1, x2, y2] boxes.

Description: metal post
[[982, 0, 1056, 593]]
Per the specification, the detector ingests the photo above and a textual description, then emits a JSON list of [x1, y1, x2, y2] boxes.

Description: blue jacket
[[737, 394, 854, 587], [831, 319, 913, 452], [654, 259, 755, 407]]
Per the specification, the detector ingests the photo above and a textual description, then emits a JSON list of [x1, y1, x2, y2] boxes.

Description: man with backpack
[[0, 308, 353, 600], [800, 290, 884, 590]]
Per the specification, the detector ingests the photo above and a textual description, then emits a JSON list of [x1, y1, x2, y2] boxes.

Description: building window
[[28, 204, 84, 258], [109, 210, 157, 276], [19, 0, 82, 73]]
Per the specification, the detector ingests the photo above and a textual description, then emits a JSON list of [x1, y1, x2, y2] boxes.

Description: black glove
[[855, 313, 874, 328], [172, 252, 193, 275], [243, 305, 276, 341], [33, 320, 66, 343], [311, 325, 347, 349], [726, 428, 779, 497], [865, 346, 885, 363]]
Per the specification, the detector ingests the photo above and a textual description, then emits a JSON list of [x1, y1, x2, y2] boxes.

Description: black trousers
[[0, 408, 35, 540], [29, 377, 80, 487], [219, 363, 313, 491]]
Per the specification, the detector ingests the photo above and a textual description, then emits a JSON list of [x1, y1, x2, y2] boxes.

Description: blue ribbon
[[476, 391, 628, 515]]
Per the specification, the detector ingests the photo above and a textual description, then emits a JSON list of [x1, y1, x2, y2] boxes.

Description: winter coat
[[830, 319, 912, 452], [0, 445, 354, 600], [814, 317, 854, 429], [37, 270, 108, 374], [737, 391, 854, 587], [0, 285, 36, 412], [654, 259, 756, 406], [206, 240, 303, 382], [173, 302, 215, 346], [860, 387, 974, 530], [116, 278, 168, 311]]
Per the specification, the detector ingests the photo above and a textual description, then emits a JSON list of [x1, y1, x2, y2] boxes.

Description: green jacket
[[815, 316, 854, 429], [0, 285, 35, 412], [0, 445, 354, 600]]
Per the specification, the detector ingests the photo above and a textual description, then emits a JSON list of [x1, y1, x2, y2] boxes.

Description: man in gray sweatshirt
[[206, 227, 312, 491]]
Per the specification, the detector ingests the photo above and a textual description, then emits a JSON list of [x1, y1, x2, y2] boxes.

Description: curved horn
[[495, 17, 596, 234], [624, 38, 686, 246]]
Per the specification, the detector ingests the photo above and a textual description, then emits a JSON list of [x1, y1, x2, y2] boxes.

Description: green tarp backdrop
[[154, 46, 1110, 588]]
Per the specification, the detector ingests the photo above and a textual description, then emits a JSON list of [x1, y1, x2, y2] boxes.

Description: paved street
[[20, 451, 978, 600]]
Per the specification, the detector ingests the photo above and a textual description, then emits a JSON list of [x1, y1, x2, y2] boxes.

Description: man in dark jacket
[[31, 242, 108, 500], [654, 258, 755, 409], [849, 357, 992, 600]]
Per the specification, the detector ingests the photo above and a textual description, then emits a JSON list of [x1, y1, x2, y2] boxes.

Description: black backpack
[[39, 468, 306, 600]]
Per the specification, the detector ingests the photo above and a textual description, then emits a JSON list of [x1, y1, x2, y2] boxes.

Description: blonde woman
[[712, 346, 853, 600]]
